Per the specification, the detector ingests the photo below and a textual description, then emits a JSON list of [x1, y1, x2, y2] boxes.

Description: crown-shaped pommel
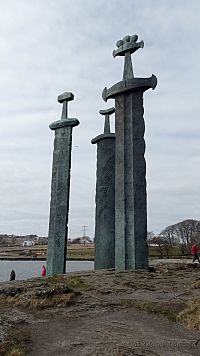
[[113, 35, 144, 58]]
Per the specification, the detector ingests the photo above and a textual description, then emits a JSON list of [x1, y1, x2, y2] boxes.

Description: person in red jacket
[[191, 244, 200, 263], [41, 265, 46, 277]]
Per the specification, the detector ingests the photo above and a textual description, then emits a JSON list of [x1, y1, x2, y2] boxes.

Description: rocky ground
[[0, 262, 200, 355]]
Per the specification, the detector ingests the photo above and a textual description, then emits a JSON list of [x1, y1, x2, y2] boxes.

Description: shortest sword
[[47, 92, 79, 276]]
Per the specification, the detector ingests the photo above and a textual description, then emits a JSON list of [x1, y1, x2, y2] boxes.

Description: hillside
[[0, 262, 200, 355]]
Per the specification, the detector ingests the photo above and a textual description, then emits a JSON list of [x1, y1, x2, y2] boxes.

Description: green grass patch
[[46, 275, 85, 290], [67, 248, 94, 260]]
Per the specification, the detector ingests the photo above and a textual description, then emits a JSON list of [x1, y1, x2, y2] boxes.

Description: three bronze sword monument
[[47, 35, 157, 275]]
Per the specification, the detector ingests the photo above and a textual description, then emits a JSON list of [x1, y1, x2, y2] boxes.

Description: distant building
[[71, 236, 92, 244], [22, 240, 35, 247], [36, 236, 48, 245]]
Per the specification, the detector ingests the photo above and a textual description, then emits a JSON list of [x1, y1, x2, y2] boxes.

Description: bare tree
[[174, 219, 199, 245], [147, 231, 154, 240], [191, 221, 200, 245], [160, 225, 178, 246], [160, 219, 199, 256]]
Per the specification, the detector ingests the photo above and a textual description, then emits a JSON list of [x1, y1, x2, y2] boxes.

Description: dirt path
[[27, 306, 200, 356]]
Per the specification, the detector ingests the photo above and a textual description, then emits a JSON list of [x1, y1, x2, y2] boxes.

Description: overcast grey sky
[[0, 0, 199, 237]]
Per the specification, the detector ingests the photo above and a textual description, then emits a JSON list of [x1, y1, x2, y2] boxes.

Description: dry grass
[[121, 299, 186, 322], [191, 279, 200, 289], [0, 327, 29, 356], [121, 296, 200, 331], [0, 290, 78, 309], [177, 299, 200, 330], [47, 275, 85, 289], [0, 275, 85, 309], [0, 276, 86, 353]]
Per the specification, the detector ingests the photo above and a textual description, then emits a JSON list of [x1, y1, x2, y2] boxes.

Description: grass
[[177, 299, 200, 330], [46, 275, 85, 289], [191, 279, 200, 289], [1, 290, 78, 309], [0, 245, 95, 260], [67, 248, 94, 260], [0, 275, 86, 353], [121, 299, 186, 322], [0, 275, 85, 309], [121, 296, 200, 331], [0, 327, 30, 356]]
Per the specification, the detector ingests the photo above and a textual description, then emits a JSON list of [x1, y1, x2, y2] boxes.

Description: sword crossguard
[[49, 91, 79, 130]]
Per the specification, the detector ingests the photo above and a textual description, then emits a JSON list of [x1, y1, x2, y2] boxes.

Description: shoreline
[[0, 257, 94, 261], [0, 257, 194, 264]]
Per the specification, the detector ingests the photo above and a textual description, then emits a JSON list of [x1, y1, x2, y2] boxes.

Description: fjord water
[[0, 260, 94, 282]]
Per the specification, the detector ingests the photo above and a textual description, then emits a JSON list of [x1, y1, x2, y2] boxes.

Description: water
[[0, 260, 94, 282]]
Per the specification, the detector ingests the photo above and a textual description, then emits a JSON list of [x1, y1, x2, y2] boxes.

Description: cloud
[[0, 0, 199, 236]]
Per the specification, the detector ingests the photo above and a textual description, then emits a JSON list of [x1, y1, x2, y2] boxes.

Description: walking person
[[41, 265, 46, 277], [191, 244, 200, 263], [10, 270, 16, 281]]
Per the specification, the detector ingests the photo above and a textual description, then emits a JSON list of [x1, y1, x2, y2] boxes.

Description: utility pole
[[81, 225, 88, 237]]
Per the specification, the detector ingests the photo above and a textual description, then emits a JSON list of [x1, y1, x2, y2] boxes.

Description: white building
[[22, 240, 35, 247]]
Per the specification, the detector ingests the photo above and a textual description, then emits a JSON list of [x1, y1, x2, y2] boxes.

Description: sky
[[0, 0, 200, 238]]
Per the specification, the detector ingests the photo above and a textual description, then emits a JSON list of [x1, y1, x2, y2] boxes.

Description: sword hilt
[[58, 92, 74, 120], [99, 107, 115, 134]]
